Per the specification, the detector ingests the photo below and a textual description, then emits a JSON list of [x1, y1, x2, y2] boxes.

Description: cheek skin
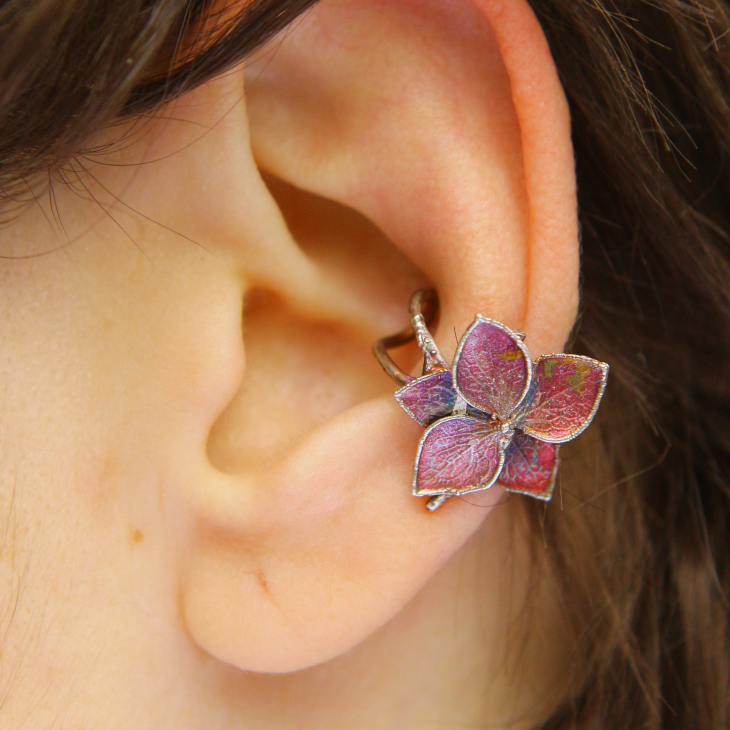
[[0, 191, 249, 728], [0, 188, 249, 529], [0, 74, 269, 721]]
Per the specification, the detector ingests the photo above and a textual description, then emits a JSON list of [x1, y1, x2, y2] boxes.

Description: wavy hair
[[1, 1, 728, 728]]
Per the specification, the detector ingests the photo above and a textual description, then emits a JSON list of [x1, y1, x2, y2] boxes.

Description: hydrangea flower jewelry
[[374, 290, 609, 511]]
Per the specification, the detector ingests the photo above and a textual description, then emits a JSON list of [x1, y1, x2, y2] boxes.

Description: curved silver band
[[372, 289, 448, 385]]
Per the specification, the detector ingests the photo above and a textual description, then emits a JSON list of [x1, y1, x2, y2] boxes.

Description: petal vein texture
[[521, 355, 608, 443], [499, 431, 559, 500], [454, 316, 531, 420], [414, 415, 507, 496], [395, 370, 455, 426]]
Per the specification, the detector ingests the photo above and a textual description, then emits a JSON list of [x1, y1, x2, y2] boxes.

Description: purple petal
[[520, 355, 608, 443], [453, 316, 531, 420], [413, 416, 508, 496], [499, 431, 559, 501], [395, 370, 455, 426]]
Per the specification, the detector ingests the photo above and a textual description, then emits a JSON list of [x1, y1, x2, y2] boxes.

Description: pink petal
[[413, 416, 508, 496], [453, 316, 531, 420], [395, 370, 455, 426], [499, 431, 559, 501], [520, 355, 609, 443]]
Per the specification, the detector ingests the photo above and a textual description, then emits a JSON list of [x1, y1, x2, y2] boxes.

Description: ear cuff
[[373, 288, 449, 385], [373, 289, 609, 511]]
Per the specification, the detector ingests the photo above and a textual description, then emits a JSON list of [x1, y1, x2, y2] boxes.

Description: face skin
[[0, 0, 580, 727]]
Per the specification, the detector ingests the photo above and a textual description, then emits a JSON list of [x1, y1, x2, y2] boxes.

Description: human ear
[[183, 0, 579, 673]]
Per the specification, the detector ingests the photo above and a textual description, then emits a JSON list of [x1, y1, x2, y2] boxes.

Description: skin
[[0, 0, 579, 727]]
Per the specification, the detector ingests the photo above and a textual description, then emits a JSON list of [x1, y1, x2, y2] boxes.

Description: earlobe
[[182, 0, 580, 673]]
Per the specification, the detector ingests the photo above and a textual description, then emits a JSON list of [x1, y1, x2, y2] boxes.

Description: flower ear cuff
[[373, 289, 609, 511]]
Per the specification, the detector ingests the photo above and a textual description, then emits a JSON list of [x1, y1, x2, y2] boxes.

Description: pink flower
[[395, 317, 608, 501]]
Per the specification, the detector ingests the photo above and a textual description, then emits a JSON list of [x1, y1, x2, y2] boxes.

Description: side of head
[[0, 2, 728, 729]]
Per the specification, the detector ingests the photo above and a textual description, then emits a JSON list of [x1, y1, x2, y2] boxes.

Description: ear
[[183, 0, 578, 673]]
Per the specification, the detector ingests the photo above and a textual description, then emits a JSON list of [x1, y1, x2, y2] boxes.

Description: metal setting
[[374, 289, 610, 512], [373, 288, 447, 384]]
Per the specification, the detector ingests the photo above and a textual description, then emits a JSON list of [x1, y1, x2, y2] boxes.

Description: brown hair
[[0, 0, 317, 195], [532, 2, 730, 727], [1, 1, 728, 728]]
